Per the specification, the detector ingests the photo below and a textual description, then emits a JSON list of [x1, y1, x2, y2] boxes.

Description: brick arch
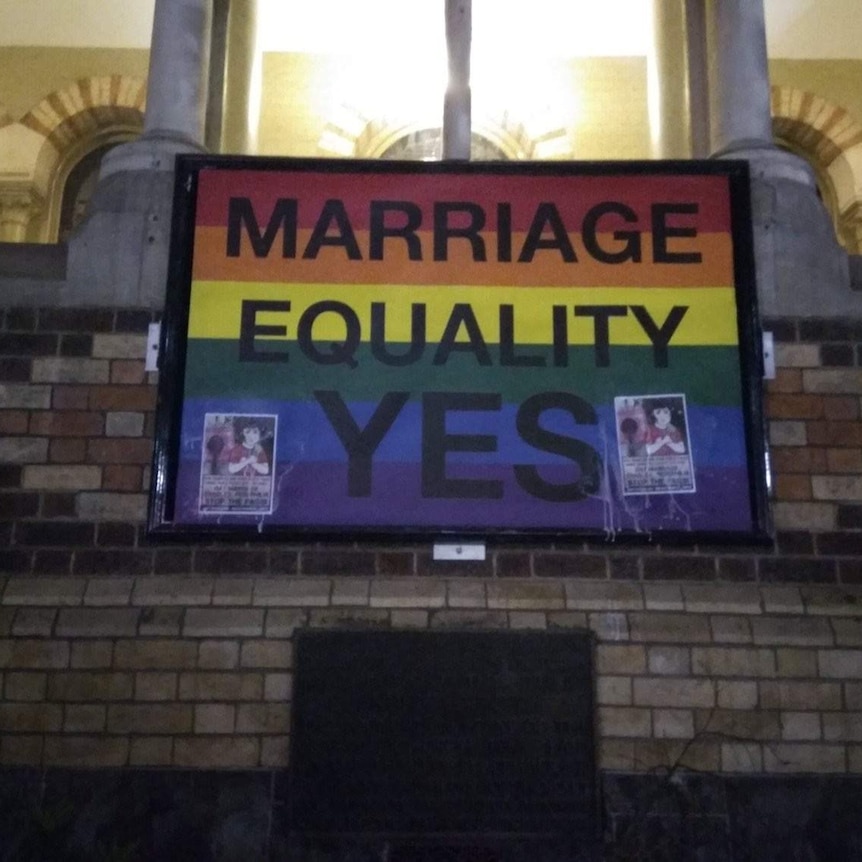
[[771, 85, 862, 168], [21, 75, 146, 152], [771, 85, 862, 252], [318, 103, 571, 161], [18, 76, 146, 241]]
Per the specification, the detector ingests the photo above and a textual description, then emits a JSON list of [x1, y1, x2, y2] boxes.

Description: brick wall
[[1, 307, 862, 776]]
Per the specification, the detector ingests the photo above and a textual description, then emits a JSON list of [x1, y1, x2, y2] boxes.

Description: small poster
[[199, 413, 277, 514], [615, 394, 695, 495]]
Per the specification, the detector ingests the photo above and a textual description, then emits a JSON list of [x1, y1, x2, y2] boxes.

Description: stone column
[[0, 189, 41, 242], [648, 0, 691, 159], [66, 0, 214, 307], [220, 0, 261, 153], [99, 0, 213, 176], [443, 0, 471, 160], [704, 0, 851, 315]]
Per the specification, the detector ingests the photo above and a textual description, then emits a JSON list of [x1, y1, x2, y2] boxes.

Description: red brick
[[87, 438, 153, 465], [807, 422, 862, 447], [823, 396, 860, 421], [102, 465, 143, 491], [89, 385, 156, 411], [766, 393, 825, 420], [774, 475, 812, 501], [29, 411, 103, 437], [826, 448, 862, 473], [52, 386, 89, 410], [770, 446, 827, 475], [767, 368, 803, 394], [49, 438, 87, 463], [110, 360, 146, 385], [0, 412, 28, 434]]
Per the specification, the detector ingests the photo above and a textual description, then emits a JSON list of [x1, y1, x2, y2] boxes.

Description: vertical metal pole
[[443, 0, 471, 160]]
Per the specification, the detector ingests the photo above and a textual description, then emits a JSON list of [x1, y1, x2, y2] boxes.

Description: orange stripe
[[191, 227, 735, 288]]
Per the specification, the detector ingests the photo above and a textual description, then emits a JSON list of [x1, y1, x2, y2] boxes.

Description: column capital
[[0, 185, 43, 242]]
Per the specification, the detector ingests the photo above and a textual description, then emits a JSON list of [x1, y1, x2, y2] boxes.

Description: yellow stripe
[[187, 281, 740, 346]]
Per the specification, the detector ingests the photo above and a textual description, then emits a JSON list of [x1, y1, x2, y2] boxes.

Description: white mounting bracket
[[145, 322, 161, 372], [762, 331, 775, 380], [433, 542, 486, 561]]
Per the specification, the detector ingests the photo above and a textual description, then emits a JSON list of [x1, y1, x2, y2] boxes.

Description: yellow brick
[[486, 580, 564, 611], [653, 709, 694, 739], [683, 584, 761, 615], [264, 672, 293, 702], [198, 640, 239, 669], [691, 647, 775, 678], [129, 737, 174, 766], [114, 639, 197, 670], [254, 578, 330, 607], [596, 676, 631, 706], [12, 609, 57, 637], [717, 681, 758, 710], [446, 580, 486, 609], [629, 612, 710, 643], [138, 607, 183, 636], [634, 678, 715, 708], [22, 465, 102, 491], [762, 744, 845, 773], [634, 738, 720, 772], [642, 584, 684, 611], [241, 640, 293, 669], [1, 639, 69, 669], [752, 618, 833, 647], [823, 713, 862, 742], [776, 648, 818, 678], [761, 587, 805, 614], [596, 644, 646, 675], [70, 640, 112, 669], [389, 609, 429, 628], [43, 736, 129, 767], [819, 649, 862, 678], [647, 646, 690, 676], [3, 578, 84, 606], [598, 739, 636, 771], [331, 578, 370, 606], [695, 708, 780, 741], [590, 612, 630, 642], [760, 680, 842, 710], [598, 706, 651, 738], [194, 703, 236, 734], [173, 737, 259, 768], [132, 576, 213, 606], [780, 711, 822, 741], [107, 703, 193, 734], [134, 672, 178, 701], [236, 703, 291, 733], [184, 608, 264, 637], [721, 743, 763, 773], [372, 578, 447, 609], [260, 735, 290, 768], [212, 578, 254, 605], [709, 616, 752, 644], [56, 608, 140, 637], [564, 581, 643, 611], [430, 610, 507, 628], [307, 607, 389, 628], [508, 611, 547, 629], [64, 704, 107, 733], [178, 672, 263, 701], [83, 578, 135, 606], [0, 734, 43, 766], [49, 671, 133, 702], [0, 702, 62, 732], [4, 671, 46, 701], [264, 609, 306, 637]]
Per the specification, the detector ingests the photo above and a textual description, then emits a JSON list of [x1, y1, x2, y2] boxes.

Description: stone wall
[[2, 306, 862, 856]]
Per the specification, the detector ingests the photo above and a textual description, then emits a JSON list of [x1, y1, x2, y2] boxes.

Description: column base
[[715, 143, 859, 317], [98, 131, 207, 179]]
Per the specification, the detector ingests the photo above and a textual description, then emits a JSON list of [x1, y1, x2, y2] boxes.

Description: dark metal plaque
[[289, 630, 596, 839]]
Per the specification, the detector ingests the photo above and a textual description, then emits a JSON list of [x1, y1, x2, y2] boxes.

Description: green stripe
[[182, 340, 744, 406]]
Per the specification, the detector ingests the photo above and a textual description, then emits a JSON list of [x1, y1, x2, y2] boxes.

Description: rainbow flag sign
[[149, 157, 769, 541]]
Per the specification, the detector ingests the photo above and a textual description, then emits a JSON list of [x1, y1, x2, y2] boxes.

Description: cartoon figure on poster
[[614, 394, 695, 495], [199, 413, 277, 514]]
